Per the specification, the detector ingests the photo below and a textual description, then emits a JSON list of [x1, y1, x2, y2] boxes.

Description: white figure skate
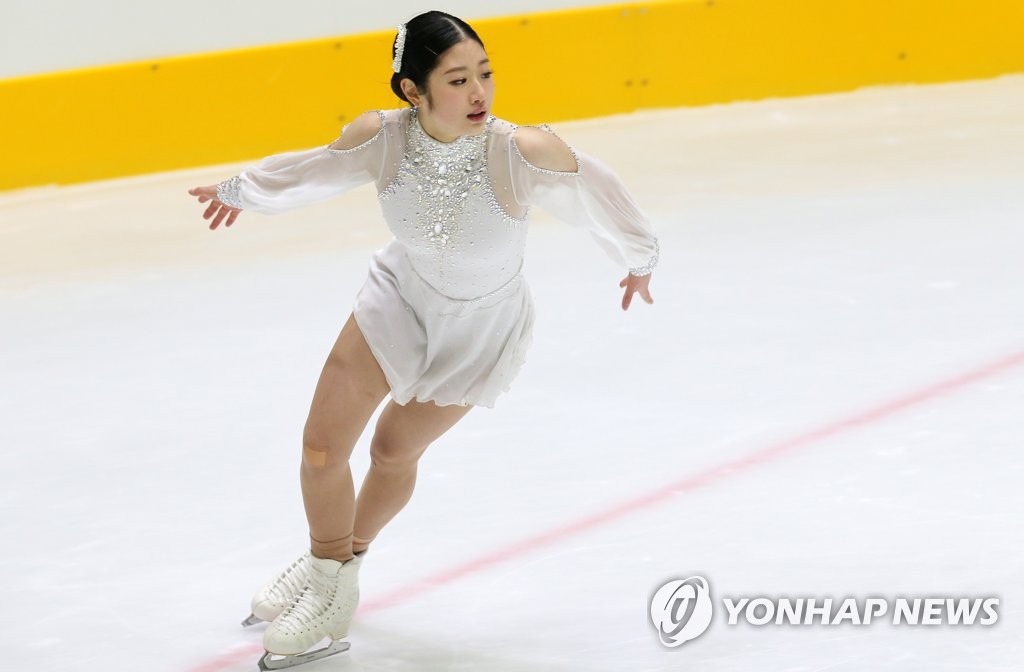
[[257, 554, 363, 671], [242, 551, 312, 627]]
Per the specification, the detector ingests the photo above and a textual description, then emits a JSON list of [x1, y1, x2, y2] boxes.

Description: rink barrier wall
[[2, 0, 1023, 192]]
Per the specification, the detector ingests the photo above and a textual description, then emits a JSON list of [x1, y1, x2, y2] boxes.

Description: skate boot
[[258, 554, 363, 671], [242, 551, 312, 627], [243, 549, 368, 627]]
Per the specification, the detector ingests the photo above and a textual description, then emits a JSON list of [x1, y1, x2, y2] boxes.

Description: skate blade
[[241, 613, 264, 627], [258, 640, 351, 671]]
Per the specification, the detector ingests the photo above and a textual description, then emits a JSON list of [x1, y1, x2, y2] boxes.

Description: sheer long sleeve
[[509, 126, 660, 276], [215, 111, 388, 214]]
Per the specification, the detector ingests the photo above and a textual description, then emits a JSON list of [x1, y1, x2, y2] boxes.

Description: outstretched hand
[[188, 185, 242, 230], [619, 273, 654, 311]]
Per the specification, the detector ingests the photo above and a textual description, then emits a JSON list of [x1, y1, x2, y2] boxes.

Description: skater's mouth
[[468, 109, 487, 122]]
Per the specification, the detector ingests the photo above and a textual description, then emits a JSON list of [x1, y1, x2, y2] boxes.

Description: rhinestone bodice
[[378, 109, 528, 301]]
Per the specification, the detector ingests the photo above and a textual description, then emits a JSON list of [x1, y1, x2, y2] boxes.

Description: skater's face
[[402, 39, 494, 142]]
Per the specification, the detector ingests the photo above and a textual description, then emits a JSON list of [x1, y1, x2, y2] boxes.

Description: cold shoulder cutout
[[506, 122, 659, 276], [328, 110, 385, 153], [511, 126, 579, 174]]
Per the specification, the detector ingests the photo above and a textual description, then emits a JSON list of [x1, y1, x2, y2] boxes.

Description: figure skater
[[188, 10, 659, 670]]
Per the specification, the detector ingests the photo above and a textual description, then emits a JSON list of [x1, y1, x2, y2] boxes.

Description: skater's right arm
[[188, 111, 387, 228]]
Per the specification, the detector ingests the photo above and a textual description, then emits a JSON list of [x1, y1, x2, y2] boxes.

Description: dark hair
[[389, 11, 486, 105]]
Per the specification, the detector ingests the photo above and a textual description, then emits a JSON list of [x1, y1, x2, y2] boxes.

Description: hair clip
[[392, 23, 407, 73]]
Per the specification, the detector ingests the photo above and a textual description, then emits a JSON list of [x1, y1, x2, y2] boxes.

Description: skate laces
[[277, 559, 358, 632], [279, 564, 335, 629], [266, 553, 311, 605]]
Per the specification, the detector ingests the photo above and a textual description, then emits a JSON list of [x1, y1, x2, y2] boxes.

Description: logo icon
[[650, 576, 713, 647]]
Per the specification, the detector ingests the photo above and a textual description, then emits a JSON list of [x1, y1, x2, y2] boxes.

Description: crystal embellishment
[[628, 237, 660, 276], [397, 108, 493, 253], [216, 175, 243, 208]]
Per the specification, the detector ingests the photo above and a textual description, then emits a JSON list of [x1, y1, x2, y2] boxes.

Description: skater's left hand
[[619, 272, 654, 311]]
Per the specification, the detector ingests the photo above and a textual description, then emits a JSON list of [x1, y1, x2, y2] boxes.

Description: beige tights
[[301, 377, 472, 563], [302, 447, 418, 562], [352, 458, 420, 554], [302, 447, 358, 562]]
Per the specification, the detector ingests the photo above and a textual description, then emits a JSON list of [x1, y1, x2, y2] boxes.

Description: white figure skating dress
[[217, 107, 660, 408]]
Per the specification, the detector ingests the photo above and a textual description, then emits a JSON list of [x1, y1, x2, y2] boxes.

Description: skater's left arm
[[510, 126, 659, 311]]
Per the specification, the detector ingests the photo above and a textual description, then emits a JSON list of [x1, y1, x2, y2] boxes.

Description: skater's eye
[[450, 72, 493, 86]]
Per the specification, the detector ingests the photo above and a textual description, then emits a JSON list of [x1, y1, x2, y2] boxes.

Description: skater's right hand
[[188, 185, 243, 230]]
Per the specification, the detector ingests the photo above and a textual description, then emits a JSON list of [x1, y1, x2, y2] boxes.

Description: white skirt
[[352, 239, 535, 408]]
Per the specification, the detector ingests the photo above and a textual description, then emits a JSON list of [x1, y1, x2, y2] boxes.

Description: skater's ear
[[400, 78, 425, 107]]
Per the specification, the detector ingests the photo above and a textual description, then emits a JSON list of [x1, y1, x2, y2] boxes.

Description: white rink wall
[[0, 0, 615, 79]]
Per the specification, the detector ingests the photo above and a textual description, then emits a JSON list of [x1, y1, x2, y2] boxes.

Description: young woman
[[189, 10, 659, 669]]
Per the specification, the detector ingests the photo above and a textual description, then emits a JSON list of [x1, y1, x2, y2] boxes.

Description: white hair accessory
[[392, 23, 407, 73]]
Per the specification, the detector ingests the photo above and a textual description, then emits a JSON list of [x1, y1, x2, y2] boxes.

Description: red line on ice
[[186, 347, 1024, 671]]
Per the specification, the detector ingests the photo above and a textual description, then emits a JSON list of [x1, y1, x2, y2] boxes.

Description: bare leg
[[352, 398, 473, 553], [301, 313, 390, 562]]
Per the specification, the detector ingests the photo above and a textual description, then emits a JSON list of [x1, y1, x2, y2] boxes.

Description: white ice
[[2, 75, 1023, 672]]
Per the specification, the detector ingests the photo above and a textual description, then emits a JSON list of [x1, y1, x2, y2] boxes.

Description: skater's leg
[[352, 398, 473, 552], [302, 313, 390, 563]]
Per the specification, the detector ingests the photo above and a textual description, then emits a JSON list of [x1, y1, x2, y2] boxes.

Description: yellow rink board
[[2, 0, 1023, 191]]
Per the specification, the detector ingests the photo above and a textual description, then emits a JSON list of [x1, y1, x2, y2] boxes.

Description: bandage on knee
[[303, 446, 328, 467]]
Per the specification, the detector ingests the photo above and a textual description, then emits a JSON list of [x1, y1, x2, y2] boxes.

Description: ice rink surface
[[2, 75, 1023, 671]]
